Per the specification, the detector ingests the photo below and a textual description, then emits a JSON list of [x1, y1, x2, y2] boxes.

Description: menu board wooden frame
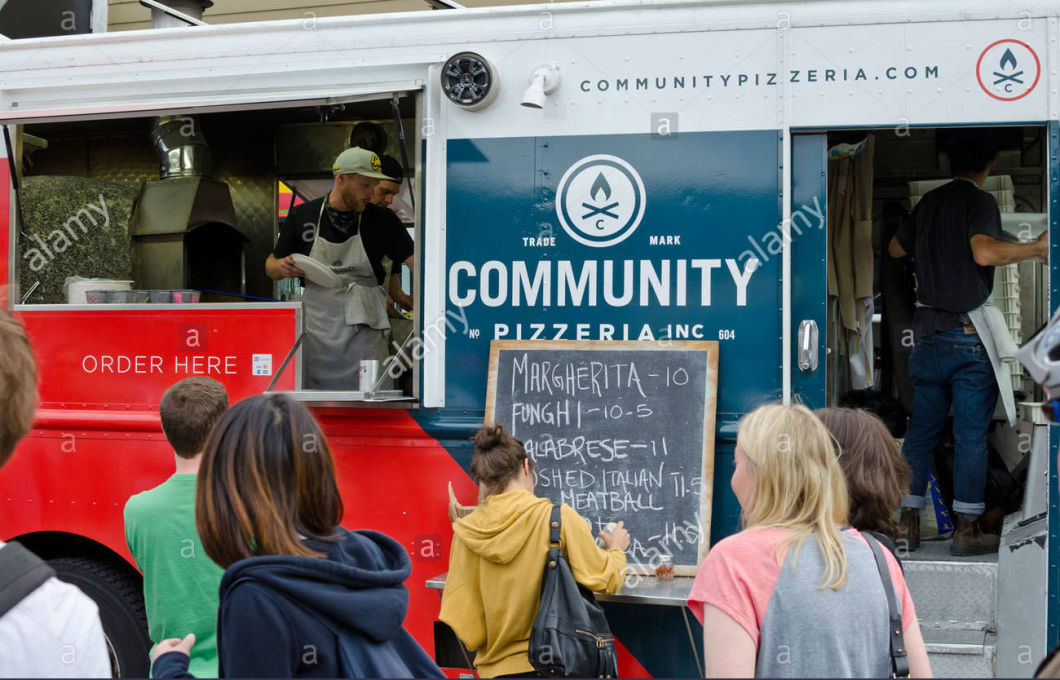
[[484, 339, 719, 573]]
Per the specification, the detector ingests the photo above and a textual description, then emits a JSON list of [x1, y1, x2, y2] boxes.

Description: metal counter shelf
[[426, 571, 694, 605], [425, 572, 703, 677]]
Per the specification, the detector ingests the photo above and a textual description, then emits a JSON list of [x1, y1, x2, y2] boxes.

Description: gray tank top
[[755, 531, 897, 678]]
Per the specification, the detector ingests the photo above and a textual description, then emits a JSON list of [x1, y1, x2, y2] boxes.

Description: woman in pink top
[[687, 404, 932, 678]]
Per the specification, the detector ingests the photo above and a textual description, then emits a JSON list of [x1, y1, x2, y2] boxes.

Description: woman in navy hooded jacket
[[150, 394, 443, 679]]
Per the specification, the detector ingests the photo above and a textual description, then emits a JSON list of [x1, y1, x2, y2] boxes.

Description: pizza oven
[[130, 115, 249, 296]]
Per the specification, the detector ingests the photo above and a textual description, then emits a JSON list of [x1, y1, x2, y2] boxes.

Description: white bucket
[[66, 278, 133, 304]]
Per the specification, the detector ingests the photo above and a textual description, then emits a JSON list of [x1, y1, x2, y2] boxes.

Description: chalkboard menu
[[485, 340, 718, 573]]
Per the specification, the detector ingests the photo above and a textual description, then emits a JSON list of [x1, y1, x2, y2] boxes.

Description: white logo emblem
[[556, 154, 646, 248], [976, 39, 1041, 102]]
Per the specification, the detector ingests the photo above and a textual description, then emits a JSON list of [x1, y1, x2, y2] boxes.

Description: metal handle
[[368, 327, 417, 394], [266, 330, 307, 392], [797, 319, 819, 373]]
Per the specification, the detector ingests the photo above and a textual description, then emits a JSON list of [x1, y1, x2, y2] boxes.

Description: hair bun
[[473, 423, 507, 450]]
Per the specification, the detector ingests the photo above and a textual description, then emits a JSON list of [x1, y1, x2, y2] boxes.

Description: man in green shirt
[[124, 377, 229, 677]]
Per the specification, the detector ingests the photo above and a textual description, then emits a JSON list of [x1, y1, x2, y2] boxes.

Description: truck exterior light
[[521, 64, 560, 109]]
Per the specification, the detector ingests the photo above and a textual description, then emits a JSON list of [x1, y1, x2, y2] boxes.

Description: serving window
[[8, 93, 422, 403]]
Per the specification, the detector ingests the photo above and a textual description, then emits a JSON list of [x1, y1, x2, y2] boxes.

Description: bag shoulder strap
[[863, 532, 910, 678], [0, 542, 56, 620], [864, 531, 904, 574], [548, 503, 562, 548]]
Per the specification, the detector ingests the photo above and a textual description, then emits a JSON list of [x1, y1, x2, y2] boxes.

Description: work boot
[[896, 508, 920, 554], [950, 513, 1000, 556]]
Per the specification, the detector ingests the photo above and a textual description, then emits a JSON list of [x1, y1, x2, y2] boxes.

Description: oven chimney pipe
[[146, 0, 212, 29], [150, 115, 211, 179]]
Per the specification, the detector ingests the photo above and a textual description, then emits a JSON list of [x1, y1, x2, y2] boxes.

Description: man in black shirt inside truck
[[889, 130, 1047, 555], [266, 147, 414, 390]]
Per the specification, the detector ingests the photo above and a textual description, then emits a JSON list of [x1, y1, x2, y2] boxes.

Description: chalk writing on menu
[[486, 341, 717, 570]]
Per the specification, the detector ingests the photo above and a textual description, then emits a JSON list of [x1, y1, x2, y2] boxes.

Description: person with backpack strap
[[0, 308, 109, 678], [687, 404, 933, 678]]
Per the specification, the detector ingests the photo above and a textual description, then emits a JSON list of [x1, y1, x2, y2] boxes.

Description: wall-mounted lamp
[[521, 64, 560, 109]]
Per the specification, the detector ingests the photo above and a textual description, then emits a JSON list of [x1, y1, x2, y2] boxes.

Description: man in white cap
[[266, 147, 414, 390]]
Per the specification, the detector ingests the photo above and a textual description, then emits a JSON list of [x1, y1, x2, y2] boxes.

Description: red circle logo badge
[[977, 39, 1041, 101]]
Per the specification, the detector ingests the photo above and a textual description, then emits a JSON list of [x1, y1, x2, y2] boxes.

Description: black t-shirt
[[273, 196, 414, 285], [895, 178, 1002, 338]]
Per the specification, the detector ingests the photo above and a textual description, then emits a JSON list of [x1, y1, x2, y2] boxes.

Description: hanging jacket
[[152, 528, 443, 679], [439, 490, 626, 678]]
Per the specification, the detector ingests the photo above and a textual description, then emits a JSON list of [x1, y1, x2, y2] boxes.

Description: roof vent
[[141, 0, 212, 29]]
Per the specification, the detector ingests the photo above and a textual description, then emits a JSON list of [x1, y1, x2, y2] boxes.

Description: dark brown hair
[[349, 122, 388, 155], [196, 394, 344, 568], [815, 407, 912, 538], [0, 308, 37, 468], [380, 155, 404, 183], [159, 377, 229, 458], [470, 423, 533, 497]]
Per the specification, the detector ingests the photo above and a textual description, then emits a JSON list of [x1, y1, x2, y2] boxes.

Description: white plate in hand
[[291, 254, 342, 288]]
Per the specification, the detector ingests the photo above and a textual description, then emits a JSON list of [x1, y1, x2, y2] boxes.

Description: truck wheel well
[[8, 531, 142, 586]]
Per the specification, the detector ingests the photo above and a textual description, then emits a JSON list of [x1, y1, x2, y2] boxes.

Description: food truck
[[0, 0, 1057, 676]]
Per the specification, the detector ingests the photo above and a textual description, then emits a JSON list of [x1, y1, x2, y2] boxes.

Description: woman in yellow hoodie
[[440, 424, 630, 678]]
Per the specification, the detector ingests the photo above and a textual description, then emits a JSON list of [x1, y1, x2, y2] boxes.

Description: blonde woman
[[687, 404, 932, 678]]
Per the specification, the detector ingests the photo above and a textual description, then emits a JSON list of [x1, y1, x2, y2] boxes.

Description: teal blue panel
[[1048, 120, 1059, 651], [790, 135, 828, 408], [444, 132, 782, 417], [604, 601, 703, 678]]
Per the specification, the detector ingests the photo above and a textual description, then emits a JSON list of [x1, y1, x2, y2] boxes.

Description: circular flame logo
[[977, 39, 1041, 102], [555, 155, 646, 248]]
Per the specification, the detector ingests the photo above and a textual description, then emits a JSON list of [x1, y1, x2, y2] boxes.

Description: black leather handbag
[[528, 504, 619, 678]]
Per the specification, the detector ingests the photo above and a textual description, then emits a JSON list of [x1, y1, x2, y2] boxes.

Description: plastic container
[[595, 521, 619, 549], [84, 290, 110, 304], [996, 281, 1020, 297], [149, 290, 173, 303], [66, 278, 132, 304], [171, 290, 201, 304], [108, 290, 133, 303], [909, 176, 1015, 211]]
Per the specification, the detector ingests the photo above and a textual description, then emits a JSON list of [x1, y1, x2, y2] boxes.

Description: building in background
[[106, 0, 579, 31]]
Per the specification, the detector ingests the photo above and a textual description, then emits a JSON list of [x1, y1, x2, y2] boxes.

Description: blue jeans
[[901, 327, 998, 516]]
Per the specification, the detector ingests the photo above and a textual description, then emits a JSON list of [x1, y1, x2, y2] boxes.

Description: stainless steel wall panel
[[25, 120, 277, 299]]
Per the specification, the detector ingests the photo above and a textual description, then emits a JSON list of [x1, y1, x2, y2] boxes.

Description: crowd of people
[[688, 404, 930, 678], [435, 405, 929, 679], [0, 296, 938, 679], [2, 304, 1060, 678]]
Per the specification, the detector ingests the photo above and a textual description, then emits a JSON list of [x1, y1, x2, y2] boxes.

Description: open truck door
[[792, 121, 1058, 676], [790, 133, 829, 408]]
